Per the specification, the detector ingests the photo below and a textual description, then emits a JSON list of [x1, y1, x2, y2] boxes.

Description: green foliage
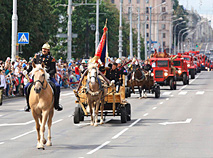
[[0, 0, 58, 61]]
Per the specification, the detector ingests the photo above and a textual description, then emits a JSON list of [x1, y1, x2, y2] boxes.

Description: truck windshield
[[157, 60, 168, 67], [184, 57, 190, 61], [173, 61, 180, 66]]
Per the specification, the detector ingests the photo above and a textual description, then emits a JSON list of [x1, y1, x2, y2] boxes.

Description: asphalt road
[[0, 71, 213, 158]]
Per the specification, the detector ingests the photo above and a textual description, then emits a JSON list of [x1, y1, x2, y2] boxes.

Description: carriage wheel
[[169, 78, 174, 90], [155, 86, 160, 98], [125, 87, 129, 98], [74, 107, 80, 124], [125, 103, 131, 121], [120, 106, 127, 123], [79, 105, 84, 121]]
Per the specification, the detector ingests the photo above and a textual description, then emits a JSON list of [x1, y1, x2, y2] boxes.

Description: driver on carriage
[[142, 59, 152, 72], [106, 62, 121, 93], [24, 43, 63, 112]]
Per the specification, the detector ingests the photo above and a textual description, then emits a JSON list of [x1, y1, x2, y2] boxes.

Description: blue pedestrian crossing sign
[[18, 32, 29, 44]]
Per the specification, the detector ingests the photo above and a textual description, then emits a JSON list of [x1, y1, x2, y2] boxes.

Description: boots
[[54, 92, 63, 111], [24, 83, 33, 112]]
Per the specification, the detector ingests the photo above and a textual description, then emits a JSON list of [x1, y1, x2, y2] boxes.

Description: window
[[146, 24, 149, 29], [184, 57, 190, 61], [111, 0, 114, 3], [162, 7, 166, 12], [173, 61, 181, 66], [162, 0, 166, 3], [129, 0, 131, 4], [162, 15, 166, 20], [157, 60, 168, 67], [163, 41, 166, 47], [146, 7, 149, 14], [163, 33, 166, 38], [146, 33, 149, 37], [137, 0, 140, 4], [162, 24, 166, 29]]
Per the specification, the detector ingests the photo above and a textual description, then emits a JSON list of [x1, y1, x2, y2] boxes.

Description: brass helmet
[[42, 42, 50, 50]]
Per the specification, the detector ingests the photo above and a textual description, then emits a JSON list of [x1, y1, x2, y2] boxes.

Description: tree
[[0, 0, 58, 60]]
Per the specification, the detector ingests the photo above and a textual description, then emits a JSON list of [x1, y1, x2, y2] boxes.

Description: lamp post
[[137, 7, 141, 60], [129, 0, 133, 58], [169, 17, 182, 54], [173, 21, 186, 54], [118, 0, 123, 58], [177, 27, 188, 53], [148, 2, 166, 56], [181, 29, 190, 53], [11, 0, 18, 61]]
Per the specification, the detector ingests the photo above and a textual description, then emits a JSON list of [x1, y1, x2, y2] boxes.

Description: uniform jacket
[[106, 68, 120, 82]]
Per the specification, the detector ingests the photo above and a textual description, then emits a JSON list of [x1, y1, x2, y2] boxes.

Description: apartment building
[[111, 0, 173, 52]]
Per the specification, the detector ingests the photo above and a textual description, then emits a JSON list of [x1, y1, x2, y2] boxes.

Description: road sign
[[18, 32, 29, 44]]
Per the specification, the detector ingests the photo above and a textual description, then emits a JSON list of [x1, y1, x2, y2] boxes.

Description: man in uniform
[[24, 43, 63, 112], [106, 62, 120, 92], [143, 59, 152, 72]]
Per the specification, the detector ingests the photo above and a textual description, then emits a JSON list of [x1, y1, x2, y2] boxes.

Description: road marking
[[0, 142, 5, 145], [68, 115, 73, 118], [52, 119, 63, 125], [74, 119, 112, 127], [87, 141, 111, 155], [196, 91, 205, 95], [159, 118, 192, 126], [112, 128, 129, 139], [61, 92, 74, 96], [160, 102, 163, 104], [0, 115, 3, 117], [143, 113, 149, 117], [152, 107, 157, 110], [170, 95, 174, 97], [11, 129, 36, 140], [178, 91, 187, 95], [129, 118, 141, 127], [179, 85, 187, 91], [166, 98, 169, 101], [180, 72, 202, 91], [0, 120, 34, 127], [162, 92, 172, 95]]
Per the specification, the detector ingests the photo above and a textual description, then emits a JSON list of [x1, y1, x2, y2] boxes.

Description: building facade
[[111, 0, 173, 52]]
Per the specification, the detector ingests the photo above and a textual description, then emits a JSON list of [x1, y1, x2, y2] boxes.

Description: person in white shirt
[[0, 68, 6, 105]]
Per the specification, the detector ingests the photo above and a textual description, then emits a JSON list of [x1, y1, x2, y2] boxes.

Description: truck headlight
[[151, 73, 154, 77], [187, 64, 190, 67], [178, 70, 182, 74], [164, 72, 168, 77]]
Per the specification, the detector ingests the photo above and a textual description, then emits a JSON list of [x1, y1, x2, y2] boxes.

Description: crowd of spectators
[[0, 55, 144, 98]]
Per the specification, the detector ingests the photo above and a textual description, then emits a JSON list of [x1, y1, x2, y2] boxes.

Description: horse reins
[[33, 74, 48, 90]]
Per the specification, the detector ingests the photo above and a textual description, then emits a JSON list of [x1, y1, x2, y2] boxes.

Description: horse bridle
[[88, 67, 98, 82], [33, 73, 48, 90]]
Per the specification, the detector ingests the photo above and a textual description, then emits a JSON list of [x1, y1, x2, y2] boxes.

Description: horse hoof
[[46, 141, 52, 146], [43, 139, 47, 145], [90, 122, 94, 126], [100, 120, 104, 125], [94, 123, 98, 127], [37, 144, 45, 150], [139, 97, 142, 99]]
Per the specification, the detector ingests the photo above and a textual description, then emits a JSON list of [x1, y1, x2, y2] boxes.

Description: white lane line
[[129, 118, 141, 127], [196, 91, 205, 95], [0, 120, 34, 127], [170, 95, 174, 97], [166, 98, 169, 101], [143, 113, 149, 117], [0, 142, 5, 145], [178, 91, 187, 95], [152, 107, 157, 110], [162, 92, 172, 95], [0, 115, 3, 117], [68, 115, 73, 118], [74, 119, 112, 127], [61, 92, 74, 96], [87, 141, 111, 155], [179, 85, 187, 91], [52, 119, 63, 125], [112, 128, 129, 139], [11, 129, 36, 140], [160, 102, 163, 104]]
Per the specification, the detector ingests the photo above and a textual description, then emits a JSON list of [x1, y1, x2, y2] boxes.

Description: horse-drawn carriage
[[73, 67, 131, 125]]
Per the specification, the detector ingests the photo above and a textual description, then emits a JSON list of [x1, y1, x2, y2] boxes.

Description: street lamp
[[148, 2, 166, 56], [174, 20, 186, 54], [177, 27, 188, 54], [181, 29, 190, 53], [169, 17, 183, 54]]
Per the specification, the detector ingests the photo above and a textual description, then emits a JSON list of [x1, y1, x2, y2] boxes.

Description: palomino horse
[[86, 63, 106, 126], [29, 62, 54, 149], [127, 67, 146, 99]]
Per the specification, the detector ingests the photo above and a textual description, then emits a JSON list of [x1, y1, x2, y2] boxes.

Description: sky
[[179, 0, 213, 27]]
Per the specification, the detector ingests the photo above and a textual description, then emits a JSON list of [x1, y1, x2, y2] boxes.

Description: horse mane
[[31, 64, 50, 80]]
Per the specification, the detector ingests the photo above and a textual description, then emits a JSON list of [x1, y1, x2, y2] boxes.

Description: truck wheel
[[169, 78, 174, 90], [155, 86, 160, 98], [191, 69, 195, 79], [120, 107, 127, 123], [125, 103, 131, 121], [74, 107, 80, 124], [187, 77, 189, 85], [183, 73, 187, 85]]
